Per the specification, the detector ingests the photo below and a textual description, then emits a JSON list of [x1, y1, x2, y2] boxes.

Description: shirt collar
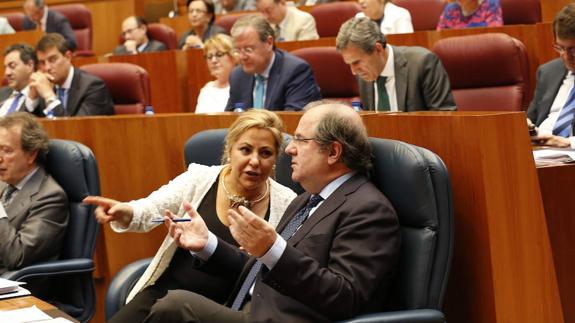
[[381, 44, 394, 78], [60, 66, 74, 90], [258, 52, 275, 79], [138, 41, 149, 53], [317, 171, 356, 201], [12, 166, 39, 191]]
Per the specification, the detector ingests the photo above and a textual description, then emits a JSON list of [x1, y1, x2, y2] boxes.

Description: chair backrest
[[147, 23, 178, 50], [501, 0, 541, 25], [80, 63, 151, 114], [393, 0, 446, 31], [432, 33, 529, 111], [368, 137, 453, 310], [51, 4, 93, 55], [3, 12, 25, 31], [310, 2, 361, 37], [215, 13, 246, 34], [291, 47, 358, 103], [184, 129, 303, 194]]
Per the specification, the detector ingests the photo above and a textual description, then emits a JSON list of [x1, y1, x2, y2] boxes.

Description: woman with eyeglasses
[[437, 0, 503, 30], [179, 0, 228, 50], [195, 34, 237, 113]]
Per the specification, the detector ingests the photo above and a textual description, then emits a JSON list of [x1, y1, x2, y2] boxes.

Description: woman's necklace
[[221, 171, 269, 209]]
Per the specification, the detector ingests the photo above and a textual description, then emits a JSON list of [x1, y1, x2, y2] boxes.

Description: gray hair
[[336, 17, 386, 54], [230, 14, 275, 42]]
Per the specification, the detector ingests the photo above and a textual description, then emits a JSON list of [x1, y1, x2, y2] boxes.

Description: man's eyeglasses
[[292, 135, 318, 145], [203, 51, 228, 60], [232, 47, 256, 56], [121, 27, 139, 36], [553, 43, 575, 56]]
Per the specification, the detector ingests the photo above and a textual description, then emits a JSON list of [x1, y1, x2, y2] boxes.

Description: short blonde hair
[[203, 34, 233, 56], [221, 110, 284, 164]]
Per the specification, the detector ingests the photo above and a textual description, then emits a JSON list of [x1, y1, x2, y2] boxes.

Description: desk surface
[[0, 296, 78, 322]]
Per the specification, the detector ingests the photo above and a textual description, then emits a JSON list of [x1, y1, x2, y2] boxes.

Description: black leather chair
[[105, 134, 453, 323], [1, 139, 101, 323]]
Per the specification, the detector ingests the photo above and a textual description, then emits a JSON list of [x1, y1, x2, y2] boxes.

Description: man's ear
[[327, 141, 343, 165]]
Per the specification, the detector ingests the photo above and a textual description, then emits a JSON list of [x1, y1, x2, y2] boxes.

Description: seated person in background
[[179, 0, 228, 50], [196, 34, 236, 113], [256, 0, 319, 41], [337, 17, 456, 111], [83, 109, 297, 322], [215, 0, 255, 14], [0, 112, 69, 275], [114, 16, 167, 55], [1, 44, 36, 116], [528, 3, 575, 148], [355, 0, 413, 35], [26, 33, 114, 117], [22, 0, 77, 51], [142, 101, 400, 322], [225, 15, 321, 111], [0, 17, 15, 34], [437, 0, 503, 30]]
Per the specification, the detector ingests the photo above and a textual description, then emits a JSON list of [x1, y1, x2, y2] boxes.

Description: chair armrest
[[1, 259, 94, 281], [105, 257, 152, 321], [340, 309, 445, 323]]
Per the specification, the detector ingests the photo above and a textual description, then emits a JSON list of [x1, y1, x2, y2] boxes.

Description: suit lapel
[[393, 46, 408, 112], [6, 167, 45, 223], [66, 69, 81, 116], [264, 50, 283, 108]]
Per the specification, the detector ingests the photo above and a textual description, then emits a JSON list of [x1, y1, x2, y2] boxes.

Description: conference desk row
[[38, 111, 571, 323]]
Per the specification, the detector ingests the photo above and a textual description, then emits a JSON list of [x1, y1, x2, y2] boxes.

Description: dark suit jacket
[[23, 10, 77, 51], [0, 167, 69, 274], [359, 45, 456, 111], [178, 23, 227, 49], [225, 48, 322, 111], [527, 58, 570, 128], [34, 68, 114, 117], [201, 174, 400, 322], [112, 39, 167, 56], [0, 87, 27, 114]]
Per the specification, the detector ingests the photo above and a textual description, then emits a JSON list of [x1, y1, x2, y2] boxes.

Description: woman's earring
[[226, 157, 231, 163]]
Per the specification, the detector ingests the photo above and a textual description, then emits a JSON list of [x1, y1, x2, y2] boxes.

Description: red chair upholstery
[[215, 13, 247, 34], [431, 33, 529, 111], [501, 0, 541, 25], [147, 23, 177, 50], [52, 4, 94, 56], [310, 2, 361, 38], [3, 12, 25, 31], [291, 47, 359, 102], [393, 0, 446, 31], [80, 63, 151, 114]]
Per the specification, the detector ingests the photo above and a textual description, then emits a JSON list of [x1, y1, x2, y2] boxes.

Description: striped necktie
[[553, 83, 575, 138], [1, 185, 17, 208], [6, 92, 23, 114]]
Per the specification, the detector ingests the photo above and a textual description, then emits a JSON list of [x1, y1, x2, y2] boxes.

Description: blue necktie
[[6, 92, 23, 114], [230, 194, 324, 310], [253, 75, 265, 109], [57, 87, 67, 112], [553, 83, 575, 137]]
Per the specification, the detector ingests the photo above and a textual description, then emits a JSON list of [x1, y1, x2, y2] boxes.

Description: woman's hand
[[83, 196, 134, 227], [165, 201, 209, 251], [183, 35, 203, 50]]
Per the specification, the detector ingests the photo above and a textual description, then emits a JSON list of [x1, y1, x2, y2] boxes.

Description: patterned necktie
[[253, 75, 265, 109], [553, 83, 575, 137], [57, 87, 67, 112], [230, 194, 324, 310], [376, 76, 390, 112], [1, 185, 17, 208], [6, 92, 23, 114]]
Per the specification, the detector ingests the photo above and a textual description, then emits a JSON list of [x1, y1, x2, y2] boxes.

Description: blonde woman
[[355, 0, 413, 34], [195, 34, 236, 113], [437, 0, 503, 30], [84, 109, 297, 322]]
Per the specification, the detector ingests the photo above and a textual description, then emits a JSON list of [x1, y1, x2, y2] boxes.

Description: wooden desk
[[0, 296, 78, 322]]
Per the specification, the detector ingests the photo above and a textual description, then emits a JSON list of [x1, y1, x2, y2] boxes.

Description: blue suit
[[23, 10, 77, 51], [225, 49, 321, 111]]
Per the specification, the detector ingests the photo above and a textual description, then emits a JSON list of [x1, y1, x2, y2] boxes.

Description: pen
[[151, 218, 192, 223]]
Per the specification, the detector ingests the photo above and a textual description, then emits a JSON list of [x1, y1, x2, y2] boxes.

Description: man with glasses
[[0, 112, 68, 275], [113, 16, 167, 55], [26, 33, 114, 117], [528, 3, 575, 148], [143, 100, 399, 322], [225, 14, 321, 111]]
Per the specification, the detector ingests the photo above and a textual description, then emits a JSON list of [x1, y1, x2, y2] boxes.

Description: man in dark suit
[[528, 3, 575, 148], [142, 101, 400, 322], [0, 44, 36, 116], [25, 33, 114, 117], [337, 17, 455, 112], [113, 16, 167, 56], [0, 112, 68, 275], [22, 0, 77, 51], [224, 14, 321, 111]]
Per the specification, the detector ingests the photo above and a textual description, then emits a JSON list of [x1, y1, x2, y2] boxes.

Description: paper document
[[533, 148, 575, 164], [0, 305, 52, 323], [0, 278, 25, 294]]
